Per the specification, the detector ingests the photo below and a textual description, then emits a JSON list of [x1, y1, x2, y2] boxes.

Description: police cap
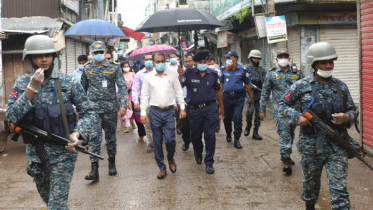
[[91, 41, 106, 52], [224, 51, 239, 58], [193, 50, 210, 61], [277, 48, 289, 57]]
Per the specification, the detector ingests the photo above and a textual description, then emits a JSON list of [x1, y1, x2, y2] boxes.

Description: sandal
[[131, 122, 137, 129], [124, 127, 130, 133]]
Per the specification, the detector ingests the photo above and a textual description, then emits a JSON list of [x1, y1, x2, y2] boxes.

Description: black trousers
[[180, 107, 191, 145], [132, 101, 146, 137]]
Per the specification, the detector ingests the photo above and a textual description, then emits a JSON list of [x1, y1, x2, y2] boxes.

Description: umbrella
[[128, 44, 177, 61], [64, 19, 126, 39], [121, 26, 145, 42], [135, 8, 224, 56]]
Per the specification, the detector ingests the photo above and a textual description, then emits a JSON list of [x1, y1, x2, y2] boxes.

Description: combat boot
[[108, 157, 117, 176], [281, 156, 295, 165], [244, 121, 252, 137], [305, 203, 315, 210], [234, 138, 242, 149], [85, 162, 99, 181], [252, 128, 262, 140], [283, 157, 292, 175]]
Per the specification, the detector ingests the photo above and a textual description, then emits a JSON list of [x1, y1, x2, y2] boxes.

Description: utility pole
[[111, 0, 114, 23], [266, 0, 276, 67]]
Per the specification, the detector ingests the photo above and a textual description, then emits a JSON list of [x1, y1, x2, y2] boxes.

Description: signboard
[[210, 0, 251, 21], [265, 16, 287, 44], [217, 31, 228, 48], [286, 12, 357, 26], [254, 16, 267, 38]]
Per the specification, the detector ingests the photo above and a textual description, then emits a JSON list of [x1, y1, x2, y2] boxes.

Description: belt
[[188, 100, 215, 109], [223, 91, 244, 96], [151, 105, 174, 111]]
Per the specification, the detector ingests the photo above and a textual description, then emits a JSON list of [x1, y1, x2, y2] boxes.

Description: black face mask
[[250, 58, 259, 67], [30, 59, 55, 79]]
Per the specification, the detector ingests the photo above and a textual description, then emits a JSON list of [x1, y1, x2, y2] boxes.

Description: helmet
[[87, 55, 94, 61], [248, 50, 262, 59], [307, 42, 337, 66], [23, 35, 57, 60]]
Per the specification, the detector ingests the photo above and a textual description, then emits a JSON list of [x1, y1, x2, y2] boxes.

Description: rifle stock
[[10, 123, 104, 160], [302, 110, 373, 171]]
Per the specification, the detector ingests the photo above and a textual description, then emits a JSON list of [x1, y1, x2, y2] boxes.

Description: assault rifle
[[250, 83, 262, 92], [10, 123, 104, 162], [302, 110, 373, 171]]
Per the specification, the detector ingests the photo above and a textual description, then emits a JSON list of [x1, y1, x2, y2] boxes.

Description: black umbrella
[[135, 8, 224, 56]]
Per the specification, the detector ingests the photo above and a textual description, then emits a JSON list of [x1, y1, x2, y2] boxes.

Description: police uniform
[[181, 50, 221, 173], [6, 35, 98, 209], [278, 42, 357, 210], [260, 49, 303, 165], [245, 64, 267, 137], [80, 41, 127, 173], [219, 51, 251, 147]]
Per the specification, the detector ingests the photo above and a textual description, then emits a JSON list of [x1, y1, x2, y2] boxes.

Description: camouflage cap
[[277, 48, 289, 57], [91, 41, 106, 52]]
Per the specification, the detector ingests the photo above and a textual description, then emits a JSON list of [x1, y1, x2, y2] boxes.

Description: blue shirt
[[73, 69, 83, 82], [219, 64, 251, 92], [182, 67, 221, 105]]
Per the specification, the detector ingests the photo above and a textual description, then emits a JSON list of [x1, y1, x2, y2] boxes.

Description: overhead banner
[[265, 16, 288, 44]]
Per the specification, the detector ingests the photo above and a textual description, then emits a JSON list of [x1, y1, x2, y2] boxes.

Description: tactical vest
[[23, 82, 77, 144], [250, 67, 264, 88], [301, 81, 345, 135]]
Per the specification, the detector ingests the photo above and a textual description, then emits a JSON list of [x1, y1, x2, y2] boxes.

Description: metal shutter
[[319, 25, 359, 103], [66, 39, 76, 74], [287, 26, 301, 67], [59, 48, 67, 74], [255, 38, 270, 71], [360, 0, 373, 155]]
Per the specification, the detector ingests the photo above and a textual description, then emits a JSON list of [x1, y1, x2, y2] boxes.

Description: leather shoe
[[194, 152, 202, 164], [157, 170, 167, 179], [215, 127, 220, 133], [182, 143, 189, 151], [206, 165, 215, 174], [226, 136, 232, 143], [234, 138, 242, 149], [177, 129, 182, 135], [169, 159, 177, 173]]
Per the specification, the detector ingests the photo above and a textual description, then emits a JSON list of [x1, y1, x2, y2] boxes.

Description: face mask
[[145, 60, 153, 68], [123, 67, 130, 72], [208, 65, 215, 69], [166, 59, 170, 62], [197, 64, 208, 71], [78, 64, 84, 70], [94, 54, 105, 62], [170, 58, 178, 64], [277, 58, 290, 67], [316, 69, 334, 78], [155, 63, 165, 71], [250, 58, 259, 66], [43, 62, 54, 79], [226, 59, 233, 66]]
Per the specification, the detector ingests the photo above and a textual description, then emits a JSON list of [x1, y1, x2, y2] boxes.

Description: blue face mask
[[155, 63, 166, 71], [166, 59, 170, 62], [78, 64, 84, 70], [226, 59, 233, 66], [197, 64, 208, 71], [170, 58, 178, 64], [94, 54, 105, 62], [145, 60, 153, 68]]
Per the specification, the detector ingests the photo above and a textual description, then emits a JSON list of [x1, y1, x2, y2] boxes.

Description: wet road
[[1, 110, 373, 210]]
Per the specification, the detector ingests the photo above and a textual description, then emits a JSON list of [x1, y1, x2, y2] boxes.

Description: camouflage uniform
[[277, 74, 356, 209], [260, 65, 303, 158], [80, 52, 127, 162], [245, 65, 266, 130], [6, 69, 99, 210]]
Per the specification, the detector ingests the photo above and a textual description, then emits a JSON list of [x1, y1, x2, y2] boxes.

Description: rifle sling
[[55, 78, 71, 140]]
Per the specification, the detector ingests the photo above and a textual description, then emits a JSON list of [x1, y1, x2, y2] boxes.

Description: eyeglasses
[[93, 51, 105, 55]]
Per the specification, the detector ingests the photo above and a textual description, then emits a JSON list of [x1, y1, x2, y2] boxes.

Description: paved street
[[1, 110, 373, 210]]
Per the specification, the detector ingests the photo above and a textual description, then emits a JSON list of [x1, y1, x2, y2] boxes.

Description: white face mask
[[277, 58, 290, 67], [316, 69, 334, 78], [123, 67, 130, 72]]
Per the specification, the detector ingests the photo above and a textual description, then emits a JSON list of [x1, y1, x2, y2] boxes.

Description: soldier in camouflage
[[259, 49, 303, 175], [6, 35, 99, 210], [277, 42, 356, 210], [81, 41, 127, 181], [244, 50, 267, 140]]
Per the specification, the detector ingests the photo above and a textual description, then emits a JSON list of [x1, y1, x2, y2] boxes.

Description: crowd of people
[[5, 35, 357, 210]]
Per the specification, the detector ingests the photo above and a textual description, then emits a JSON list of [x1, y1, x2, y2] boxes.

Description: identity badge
[[102, 79, 108, 87]]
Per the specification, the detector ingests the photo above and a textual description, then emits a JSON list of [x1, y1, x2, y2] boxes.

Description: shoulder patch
[[269, 67, 276, 71], [9, 87, 20, 100], [283, 90, 292, 102]]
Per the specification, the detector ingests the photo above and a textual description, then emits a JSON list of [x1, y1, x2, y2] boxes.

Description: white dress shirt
[[140, 69, 185, 116]]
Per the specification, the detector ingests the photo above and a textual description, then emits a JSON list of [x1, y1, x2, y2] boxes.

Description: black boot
[[252, 128, 262, 140], [305, 203, 315, 210], [281, 156, 295, 165], [234, 138, 242, 149], [85, 162, 99, 181], [244, 121, 252, 137], [283, 157, 292, 176], [108, 157, 117, 176]]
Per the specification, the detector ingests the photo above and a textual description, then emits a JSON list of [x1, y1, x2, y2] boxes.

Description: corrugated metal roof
[[2, 16, 63, 37]]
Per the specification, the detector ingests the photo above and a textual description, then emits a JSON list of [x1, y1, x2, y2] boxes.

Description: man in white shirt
[[140, 52, 186, 179], [72, 55, 88, 82]]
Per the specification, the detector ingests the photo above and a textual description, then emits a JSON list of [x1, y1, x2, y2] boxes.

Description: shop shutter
[[59, 48, 67, 74], [287, 26, 301, 67], [361, 0, 373, 155], [319, 25, 359, 103], [66, 39, 76, 74], [255, 38, 270, 71]]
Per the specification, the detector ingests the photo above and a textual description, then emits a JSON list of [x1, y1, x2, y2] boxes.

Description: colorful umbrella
[[128, 44, 177, 61]]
